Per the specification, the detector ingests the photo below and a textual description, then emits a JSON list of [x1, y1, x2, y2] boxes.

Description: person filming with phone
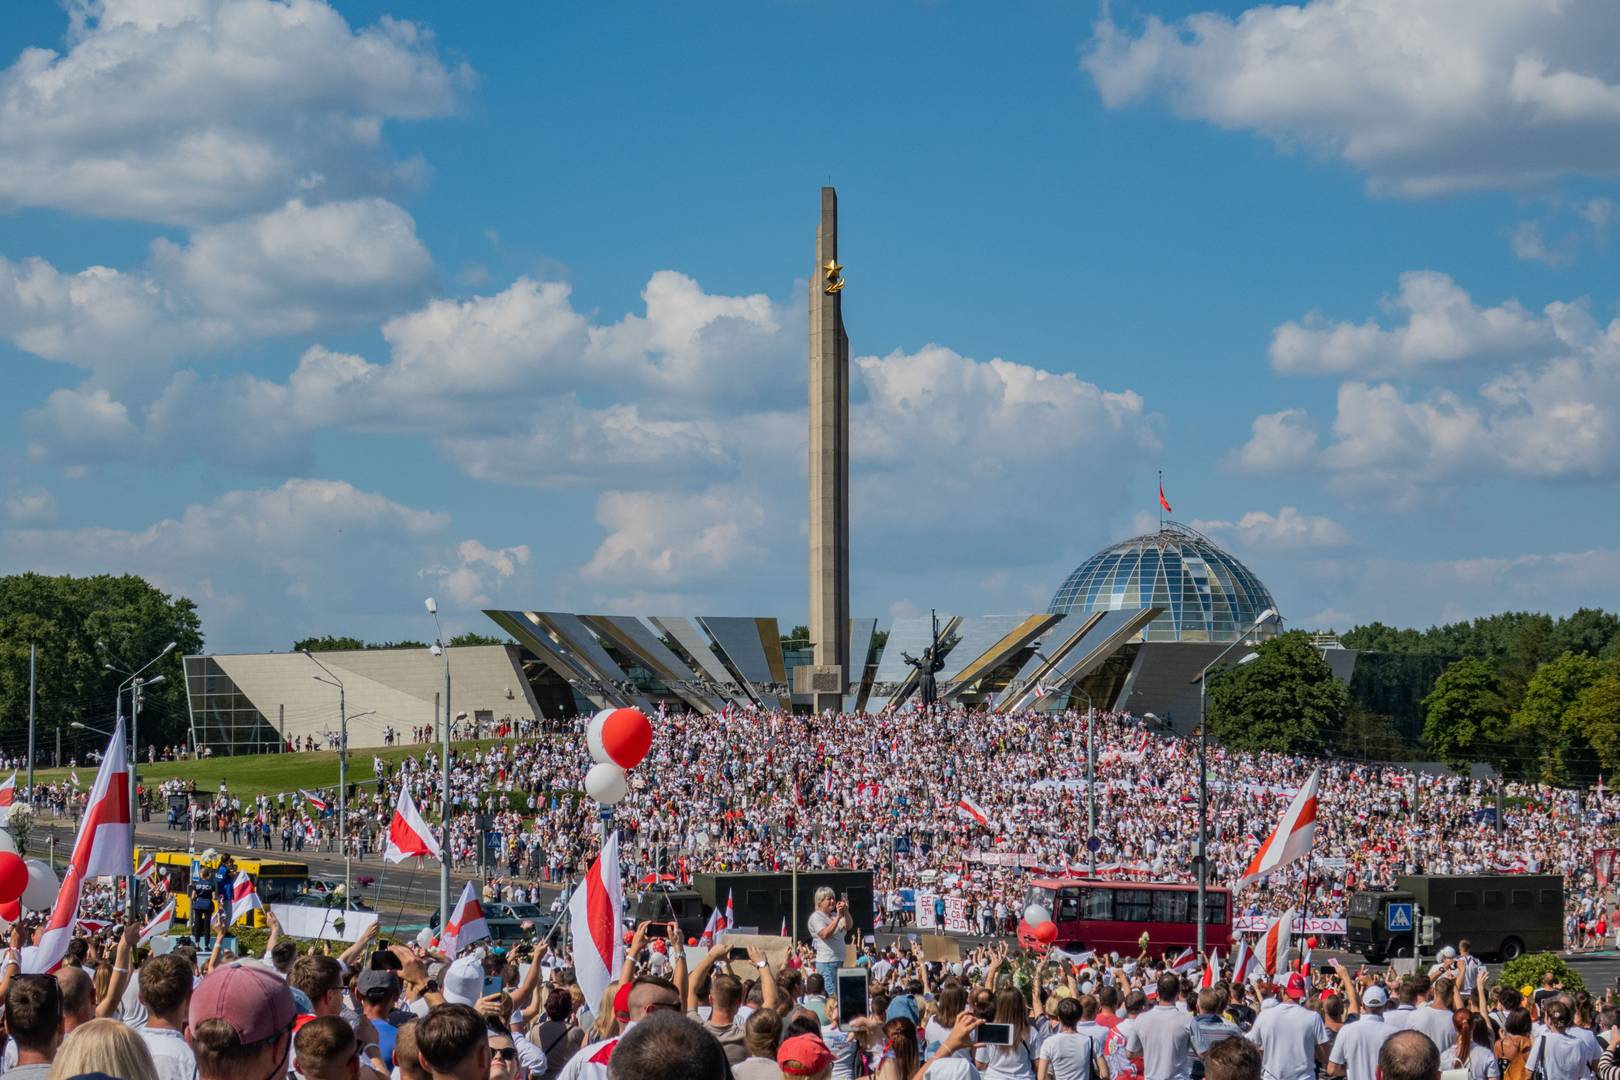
[[810, 888, 854, 992]]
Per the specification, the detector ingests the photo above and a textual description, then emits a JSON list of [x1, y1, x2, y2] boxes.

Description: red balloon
[[602, 709, 653, 770], [0, 854, 27, 904], [1033, 921, 1058, 945], [622, 931, 634, 944], [0, 900, 18, 923], [687, 936, 698, 947]]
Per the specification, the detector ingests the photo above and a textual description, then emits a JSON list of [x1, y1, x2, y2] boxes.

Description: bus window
[[1483, 890, 1504, 909], [1080, 887, 1113, 921], [255, 877, 303, 903], [1152, 890, 1190, 922], [1512, 890, 1532, 907], [1453, 891, 1477, 909], [1026, 887, 1057, 914], [1114, 890, 1152, 923], [1204, 893, 1228, 925], [1540, 890, 1559, 907], [1056, 889, 1081, 922]]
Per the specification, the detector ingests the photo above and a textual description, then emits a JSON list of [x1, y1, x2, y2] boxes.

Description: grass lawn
[[25, 739, 535, 806]]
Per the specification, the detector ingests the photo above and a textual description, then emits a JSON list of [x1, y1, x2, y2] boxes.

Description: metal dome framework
[[1048, 520, 1280, 643]]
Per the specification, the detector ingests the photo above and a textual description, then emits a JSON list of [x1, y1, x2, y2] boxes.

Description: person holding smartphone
[[810, 888, 854, 993]]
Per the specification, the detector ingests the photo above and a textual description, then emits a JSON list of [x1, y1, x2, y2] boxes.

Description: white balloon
[[21, 860, 56, 912], [586, 710, 615, 765], [1023, 904, 1052, 927], [584, 762, 628, 805]]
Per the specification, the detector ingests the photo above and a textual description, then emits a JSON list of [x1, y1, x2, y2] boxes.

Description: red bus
[[1017, 879, 1232, 956]]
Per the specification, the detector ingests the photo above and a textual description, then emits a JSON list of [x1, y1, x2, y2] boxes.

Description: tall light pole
[[102, 640, 177, 910], [303, 651, 350, 904], [1192, 607, 1278, 954], [427, 598, 452, 932]]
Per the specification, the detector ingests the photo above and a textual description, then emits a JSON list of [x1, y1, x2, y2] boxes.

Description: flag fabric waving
[[299, 789, 329, 813], [1159, 482, 1172, 513], [1167, 947, 1197, 974], [568, 830, 624, 1016], [956, 797, 989, 826], [697, 903, 724, 946], [30, 718, 132, 974], [384, 785, 442, 863], [135, 852, 155, 881], [231, 875, 263, 925], [0, 770, 16, 807], [1258, 909, 1295, 979], [1231, 937, 1254, 983], [138, 900, 175, 946], [1200, 949, 1222, 989], [441, 881, 490, 957], [1235, 768, 1320, 888]]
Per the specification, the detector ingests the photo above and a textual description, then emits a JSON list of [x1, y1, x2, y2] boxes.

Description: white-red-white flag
[[384, 786, 442, 864], [299, 789, 329, 813], [1231, 936, 1254, 983], [0, 770, 17, 808], [1200, 949, 1222, 989], [135, 852, 155, 881], [567, 831, 624, 1014], [138, 900, 175, 946], [231, 875, 263, 924], [956, 797, 989, 826], [441, 880, 490, 957], [1167, 946, 1197, 974], [1258, 908, 1295, 979], [698, 904, 724, 946], [1235, 769, 1320, 889], [29, 719, 132, 973]]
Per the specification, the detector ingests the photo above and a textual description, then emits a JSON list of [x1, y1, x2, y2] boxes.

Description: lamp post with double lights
[[1192, 607, 1280, 954], [301, 651, 351, 903], [101, 640, 177, 912], [425, 598, 453, 933]]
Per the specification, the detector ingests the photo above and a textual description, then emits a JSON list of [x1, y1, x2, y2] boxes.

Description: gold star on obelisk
[[823, 259, 845, 294]]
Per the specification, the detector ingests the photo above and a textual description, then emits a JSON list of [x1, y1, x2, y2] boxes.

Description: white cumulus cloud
[[1083, 0, 1620, 195], [1193, 507, 1352, 553]]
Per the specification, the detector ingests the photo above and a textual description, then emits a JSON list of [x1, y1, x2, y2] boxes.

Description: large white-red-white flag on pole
[[138, 900, 175, 946], [1200, 949, 1222, 989], [955, 797, 989, 826], [568, 830, 624, 1014], [440, 881, 490, 957], [1258, 909, 1295, 979], [29, 719, 132, 973], [384, 786, 442, 863], [1231, 936, 1254, 983], [1235, 768, 1320, 888], [0, 770, 17, 808]]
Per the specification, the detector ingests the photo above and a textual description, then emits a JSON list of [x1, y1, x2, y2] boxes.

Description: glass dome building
[[1048, 521, 1279, 643]]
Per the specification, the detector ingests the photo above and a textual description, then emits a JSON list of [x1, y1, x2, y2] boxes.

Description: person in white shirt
[[1328, 986, 1396, 1080], [1405, 977, 1456, 1053], [1126, 976, 1196, 1080], [1246, 975, 1328, 1080], [134, 954, 198, 1080], [1039, 997, 1111, 1080], [1527, 1001, 1601, 1080], [808, 889, 854, 993]]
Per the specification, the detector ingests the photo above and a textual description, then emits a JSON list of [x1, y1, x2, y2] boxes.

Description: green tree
[[448, 632, 510, 647], [293, 635, 367, 652], [1206, 631, 1349, 754], [1555, 608, 1620, 659], [1334, 706, 1417, 761], [1512, 651, 1605, 784], [0, 574, 203, 753], [1568, 661, 1620, 777], [1421, 658, 1512, 771]]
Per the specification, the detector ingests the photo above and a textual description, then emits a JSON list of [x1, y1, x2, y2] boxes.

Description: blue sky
[[4, 0, 1620, 651]]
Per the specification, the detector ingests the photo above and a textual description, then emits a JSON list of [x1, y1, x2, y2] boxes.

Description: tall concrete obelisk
[[805, 186, 850, 712]]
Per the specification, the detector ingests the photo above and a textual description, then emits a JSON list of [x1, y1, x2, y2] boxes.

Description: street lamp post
[[302, 651, 350, 904], [1192, 607, 1279, 955], [427, 599, 452, 933], [102, 640, 177, 912]]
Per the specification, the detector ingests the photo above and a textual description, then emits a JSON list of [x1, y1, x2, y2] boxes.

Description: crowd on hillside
[[26, 707, 1620, 946]]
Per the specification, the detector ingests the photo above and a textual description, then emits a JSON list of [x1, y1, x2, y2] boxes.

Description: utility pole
[[427, 598, 452, 932], [26, 644, 35, 808]]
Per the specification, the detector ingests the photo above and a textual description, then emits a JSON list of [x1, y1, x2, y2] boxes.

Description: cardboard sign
[[919, 934, 961, 962], [720, 932, 792, 978]]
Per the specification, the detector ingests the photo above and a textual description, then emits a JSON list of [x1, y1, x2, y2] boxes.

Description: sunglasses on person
[[491, 1047, 519, 1061]]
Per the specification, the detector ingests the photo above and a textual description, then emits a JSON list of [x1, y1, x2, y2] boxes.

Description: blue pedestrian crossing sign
[[1386, 903, 1415, 932]]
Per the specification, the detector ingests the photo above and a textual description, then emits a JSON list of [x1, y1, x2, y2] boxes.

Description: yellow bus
[[137, 849, 310, 929]]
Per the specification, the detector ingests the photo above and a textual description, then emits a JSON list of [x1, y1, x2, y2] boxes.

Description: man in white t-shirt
[[1328, 986, 1395, 1080], [1127, 975, 1196, 1080], [1247, 975, 1329, 1080], [1040, 997, 1111, 1080]]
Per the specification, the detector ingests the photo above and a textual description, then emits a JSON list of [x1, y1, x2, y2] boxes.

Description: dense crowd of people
[[22, 707, 1620, 944]]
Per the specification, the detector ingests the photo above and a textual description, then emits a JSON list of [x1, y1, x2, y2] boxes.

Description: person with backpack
[[1496, 1009, 1535, 1080], [1038, 996, 1110, 1080]]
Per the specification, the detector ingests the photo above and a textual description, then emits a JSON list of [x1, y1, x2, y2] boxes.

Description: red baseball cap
[[614, 982, 634, 1019], [1284, 972, 1308, 1000], [190, 962, 296, 1044], [779, 1034, 834, 1076]]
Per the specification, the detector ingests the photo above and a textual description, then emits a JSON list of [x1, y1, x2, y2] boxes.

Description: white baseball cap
[[442, 954, 484, 1006]]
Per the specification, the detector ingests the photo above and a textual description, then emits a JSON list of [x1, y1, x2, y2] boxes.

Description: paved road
[[27, 815, 567, 921]]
